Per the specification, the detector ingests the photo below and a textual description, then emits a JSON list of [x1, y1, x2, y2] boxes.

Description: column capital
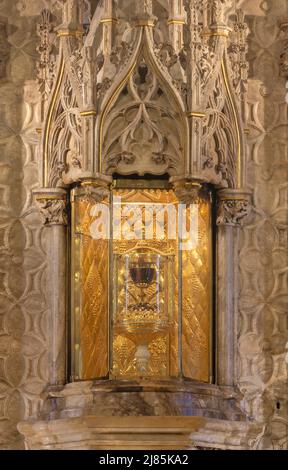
[[33, 188, 69, 226], [216, 189, 252, 227], [170, 175, 207, 204], [72, 174, 112, 203]]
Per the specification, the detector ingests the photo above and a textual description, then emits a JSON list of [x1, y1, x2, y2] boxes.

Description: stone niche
[[13, 0, 287, 451]]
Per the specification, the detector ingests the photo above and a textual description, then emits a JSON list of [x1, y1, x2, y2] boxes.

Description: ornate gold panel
[[182, 195, 212, 382], [71, 194, 109, 380], [112, 189, 179, 378], [71, 186, 212, 383]]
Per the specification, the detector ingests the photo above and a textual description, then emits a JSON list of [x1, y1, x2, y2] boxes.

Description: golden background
[[71, 188, 211, 382]]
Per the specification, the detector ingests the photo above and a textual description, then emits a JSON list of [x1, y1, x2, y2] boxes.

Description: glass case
[[71, 183, 212, 383], [113, 253, 174, 376]]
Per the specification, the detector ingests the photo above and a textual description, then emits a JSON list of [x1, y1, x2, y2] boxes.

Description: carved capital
[[36, 9, 56, 99], [73, 174, 112, 204], [216, 189, 252, 227], [34, 189, 69, 226], [170, 176, 206, 204]]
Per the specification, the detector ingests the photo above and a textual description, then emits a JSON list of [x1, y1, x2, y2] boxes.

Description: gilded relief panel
[[182, 195, 212, 383], [112, 189, 179, 378], [71, 194, 109, 380], [71, 186, 212, 382]]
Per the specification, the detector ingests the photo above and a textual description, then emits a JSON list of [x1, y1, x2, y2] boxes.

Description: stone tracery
[[36, 0, 249, 193]]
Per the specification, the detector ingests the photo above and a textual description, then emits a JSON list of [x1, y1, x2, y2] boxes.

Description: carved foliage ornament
[[172, 179, 204, 204], [228, 9, 249, 100], [36, 197, 68, 226], [216, 198, 251, 226], [74, 184, 111, 205], [36, 9, 57, 100]]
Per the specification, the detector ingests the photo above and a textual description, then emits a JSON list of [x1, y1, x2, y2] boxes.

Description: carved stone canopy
[[35, 0, 249, 193]]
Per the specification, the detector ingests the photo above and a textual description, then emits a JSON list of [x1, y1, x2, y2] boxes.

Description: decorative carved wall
[[0, 1, 53, 450], [238, 0, 288, 450]]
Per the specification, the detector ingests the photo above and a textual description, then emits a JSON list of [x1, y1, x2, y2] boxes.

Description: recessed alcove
[[70, 177, 213, 384], [17, 0, 258, 450]]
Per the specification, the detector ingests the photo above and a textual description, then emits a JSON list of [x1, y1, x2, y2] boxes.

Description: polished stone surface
[[39, 380, 245, 422], [18, 415, 261, 450]]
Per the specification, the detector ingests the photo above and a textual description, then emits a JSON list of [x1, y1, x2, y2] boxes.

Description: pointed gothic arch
[[97, 29, 188, 176]]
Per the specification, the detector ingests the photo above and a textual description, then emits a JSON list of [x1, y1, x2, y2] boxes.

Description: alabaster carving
[[217, 198, 251, 226], [170, 177, 204, 204], [103, 59, 184, 176], [34, 0, 248, 190], [35, 195, 68, 225], [74, 180, 111, 204], [32, 0, 251, 415], [36, 9, 57, 101], [280, 45, 288, 77], [228, 9, 249, 100]]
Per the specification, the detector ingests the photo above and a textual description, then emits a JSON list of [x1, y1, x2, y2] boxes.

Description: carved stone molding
[[34, 188, 69, 226], [228, 9, 249, 100], [36, 9, 57, 101], [216, 189, 252, 227]]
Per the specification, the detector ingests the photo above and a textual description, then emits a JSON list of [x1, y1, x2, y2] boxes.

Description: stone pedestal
[[17, 379, 262, 450], [35, 380, 245, 422], [18, 416, 202, 450]]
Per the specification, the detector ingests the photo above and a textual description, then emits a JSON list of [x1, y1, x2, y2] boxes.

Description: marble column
[[34, 188, 69, 389], [216, 189, 251, 387]]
